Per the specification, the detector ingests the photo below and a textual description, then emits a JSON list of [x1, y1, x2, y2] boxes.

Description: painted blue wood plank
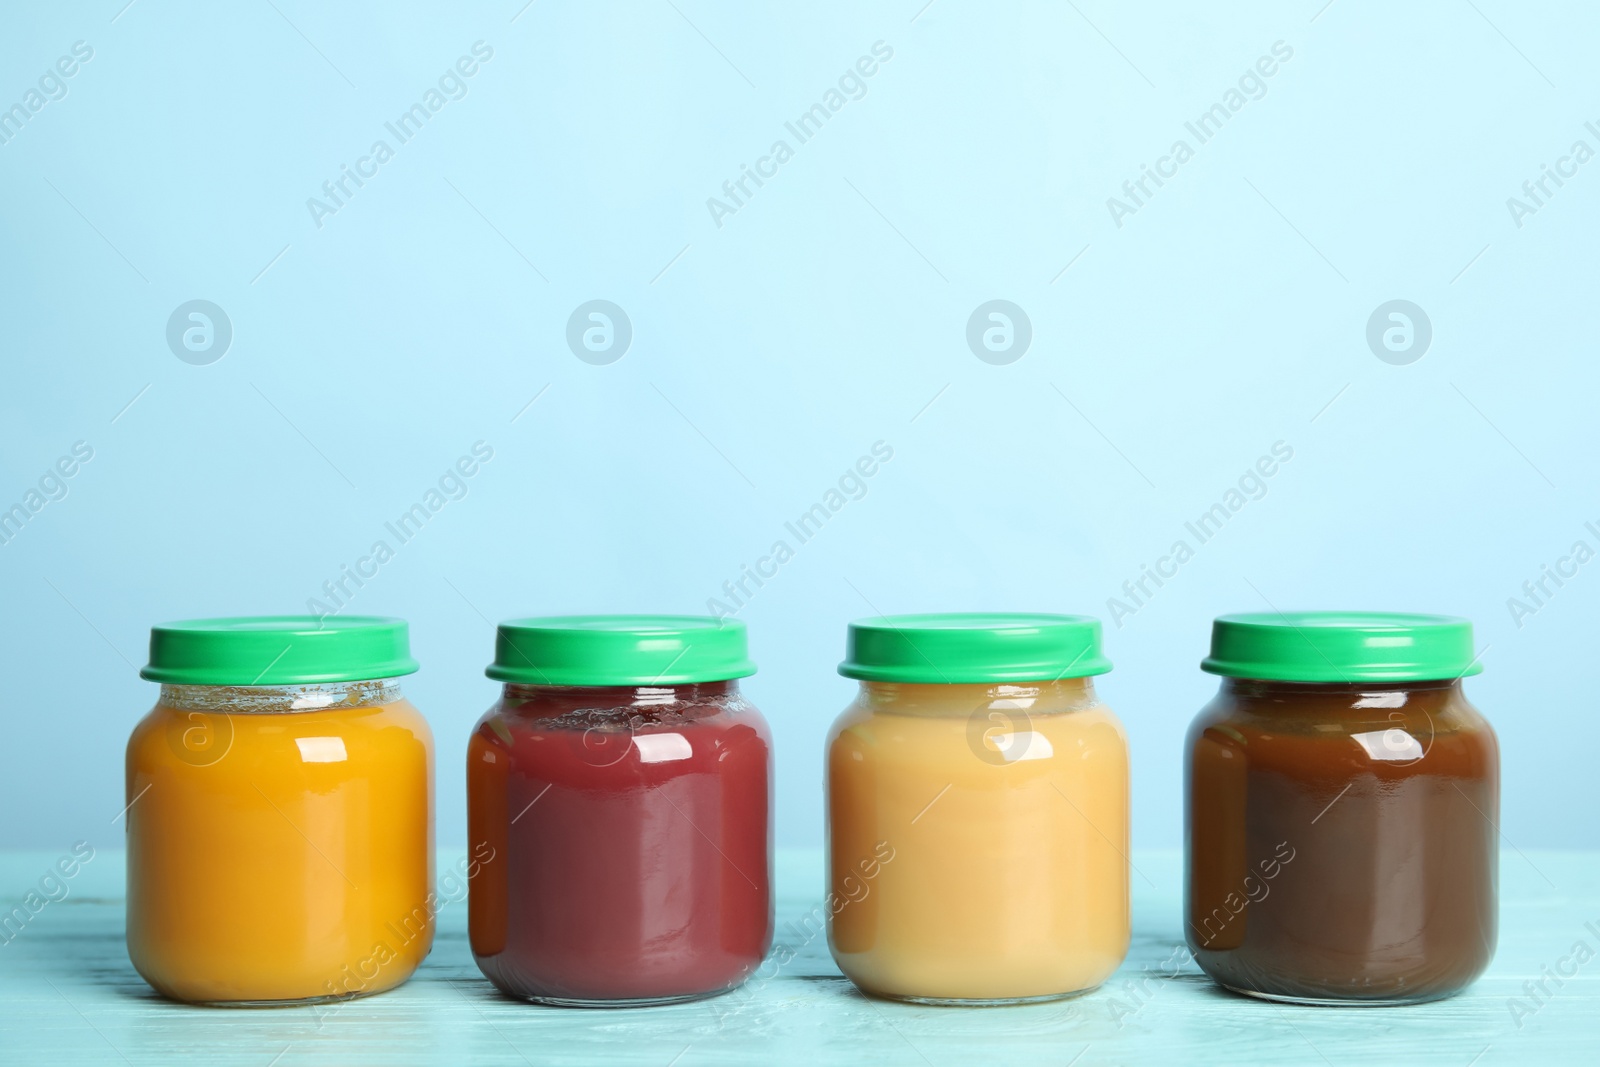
[[0, 848, 1595, 1065]]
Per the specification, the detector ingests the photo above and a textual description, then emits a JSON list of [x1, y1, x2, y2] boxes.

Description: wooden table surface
[[1, 847, 1594, 1065]]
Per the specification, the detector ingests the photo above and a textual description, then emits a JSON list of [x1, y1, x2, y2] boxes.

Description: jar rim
[[142, 616, 418, 685], [838, 613, 1111, 683], [487, 615, 756, 685], [1201, 612, 1482, 683]]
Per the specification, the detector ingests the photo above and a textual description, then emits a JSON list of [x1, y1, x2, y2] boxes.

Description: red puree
[[467, 681, 772, 1004]]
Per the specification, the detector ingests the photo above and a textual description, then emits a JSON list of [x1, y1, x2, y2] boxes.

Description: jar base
[[515, 988, 734, 1009], [868, 984, 1101, 1008], [173, 987, 387, 1009], [1221, 983, 1463, 1007]]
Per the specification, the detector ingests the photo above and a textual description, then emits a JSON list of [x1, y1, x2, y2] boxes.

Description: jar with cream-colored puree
[[826, 613, 1129, 1004]]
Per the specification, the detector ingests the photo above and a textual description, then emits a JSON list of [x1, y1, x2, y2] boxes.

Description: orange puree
[[125, 689, 434, 1004]]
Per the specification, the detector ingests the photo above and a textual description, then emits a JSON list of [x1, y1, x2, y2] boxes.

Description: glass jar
[[126, 616, 434, 1005], [467, 616, 773, 1005], [826, 613, 1129, 1004], [1185, 612, 1499, 1005]]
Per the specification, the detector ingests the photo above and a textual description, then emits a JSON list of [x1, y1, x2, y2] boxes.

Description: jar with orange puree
[[126, 617, 434, 1005], [826, 614, 1130, 1004]]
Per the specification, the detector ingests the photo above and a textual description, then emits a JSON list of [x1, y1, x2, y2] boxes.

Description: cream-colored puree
[[827, 678, 1129, 1002]]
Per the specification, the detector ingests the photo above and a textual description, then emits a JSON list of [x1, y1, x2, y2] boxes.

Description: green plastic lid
[[141, 616, 419, 685], [1201, 612, 1482, 683], [838, 613, 1112, 683], [487, 615, 756, 686]]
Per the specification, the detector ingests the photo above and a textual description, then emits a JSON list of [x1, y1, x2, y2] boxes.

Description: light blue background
[[2, 0, 1595, 855]]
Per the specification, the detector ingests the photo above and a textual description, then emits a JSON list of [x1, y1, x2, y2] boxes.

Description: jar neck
[[158, 679, 403, 713], [502, 679, 739, 708], [1218, 677, 1461, 699], [858, 677, 1098, 715], [497, 680, 747, 730]]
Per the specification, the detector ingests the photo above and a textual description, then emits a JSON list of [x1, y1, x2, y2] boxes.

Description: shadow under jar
[[827, 613, 1130, 1005], [126, 616, 434, 1005], [1185, 612, 1499, 1005], [467, 616, 773, 1006]]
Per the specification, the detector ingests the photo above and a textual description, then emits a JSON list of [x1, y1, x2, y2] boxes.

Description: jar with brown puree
[[1184, 612, 1498, 1005]]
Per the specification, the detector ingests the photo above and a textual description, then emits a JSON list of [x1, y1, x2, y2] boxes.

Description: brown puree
[[1185, 679, 1499, 1003]]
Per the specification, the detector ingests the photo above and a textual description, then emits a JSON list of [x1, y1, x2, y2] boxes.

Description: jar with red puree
[[467, 616, 773, 1005], [1186, 613, 1499, 1005]]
